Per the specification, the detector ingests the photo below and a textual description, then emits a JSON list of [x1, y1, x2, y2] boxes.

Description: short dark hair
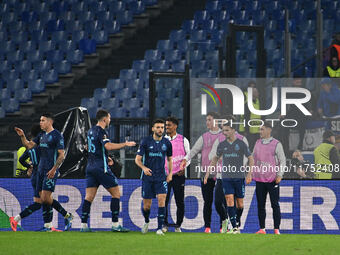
[[262, 121, 273, 129], [41, 113, 54, 121], [96, 109, 109, 121], [166, 116, 179, 126], [30, 124, 41, 138], [222, 120, 236, 130], [152, 118, 165, 126], [207, 112, 219, 119]]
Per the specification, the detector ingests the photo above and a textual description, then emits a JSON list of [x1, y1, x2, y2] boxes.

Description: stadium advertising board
[[1, 179, 340, 234]]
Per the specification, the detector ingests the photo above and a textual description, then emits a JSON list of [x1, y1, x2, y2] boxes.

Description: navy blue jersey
[[86, 125, 111, 173], [33, 130, 64, 173], [137, 135, 172, 181], [217, 138, 251, 179], [19, 147, 40, 174]]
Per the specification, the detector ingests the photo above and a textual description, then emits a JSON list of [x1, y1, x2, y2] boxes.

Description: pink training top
[[252, 138, 279, 183], [202, 131, 224, 167], [165, 134, 186, 175]]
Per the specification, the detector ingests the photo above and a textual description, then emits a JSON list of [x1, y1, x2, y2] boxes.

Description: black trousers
[[255, 181, 281, 229], [201, 178, 215, 228], [214, 179, 227, 227], [164, 175, 185, 227]]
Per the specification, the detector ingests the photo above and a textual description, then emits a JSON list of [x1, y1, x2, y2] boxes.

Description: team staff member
[[314, 130, 340, 179], [163, 117, 190, 233], [181, 112, 224, 233], [250, 122, 286, 235]]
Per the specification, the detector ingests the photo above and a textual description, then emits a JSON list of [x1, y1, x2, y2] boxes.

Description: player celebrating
[[209, 115, 249, 231], [80, 109, 136, 232], [135, 119, 173, 235], [14, 113, 73, 231], [205, 122, 253, 234], [10, 124, 62, 231]]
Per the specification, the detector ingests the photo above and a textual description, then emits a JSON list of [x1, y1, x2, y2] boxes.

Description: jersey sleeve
[[216, 142, 223, 158], [242, 141, 252, 157], [166, 140, 172, 157], [56, 132, 64, 150], [19, 150, 31, 169], [33, 132, 42, 145], [100, 130, 111, 146], [137, 138, 146, 156]]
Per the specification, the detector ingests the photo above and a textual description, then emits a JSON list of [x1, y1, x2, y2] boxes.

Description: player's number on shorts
[[88, 136, 96, 153]]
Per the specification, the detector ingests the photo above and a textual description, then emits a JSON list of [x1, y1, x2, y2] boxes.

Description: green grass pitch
[[1, 232, 340, 255]]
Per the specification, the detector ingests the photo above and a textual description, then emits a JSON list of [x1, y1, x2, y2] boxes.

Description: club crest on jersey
[[48, 135, 52, 142], [162, 144, 167, 151], [235, 144, 240, 151]]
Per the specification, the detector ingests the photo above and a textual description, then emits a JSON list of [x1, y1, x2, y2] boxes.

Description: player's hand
[[125, 141, 136, 147], [246, 175, 252, 184], [166, 173, 173, 183], [179, 159, 186, 170], [177, 169, 185, 176], [27, 167, 33, 177], [143, 167, 152, 176], [108, 157, 114, 166], [47, 169, 56, 179], [275, 176, 282, 184], [14, 127, 25, 137], [203, 175, 208, 185]]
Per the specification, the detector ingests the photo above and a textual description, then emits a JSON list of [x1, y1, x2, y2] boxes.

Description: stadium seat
[[132, 60, 148, 72], [0, 107, 5, 118], [115, 11, 133, 26], [81, 97, 97, 109], [128, 1, 146, 15], [169, 30, 187, 42], [151, 60, 171, 72], [93, 30, 109, 45], [144, 50, 162, 62], [94, 88, 110, 101], [56, 60, 72, 75], [14, 88, 32, 103], [66, 49, 84, 64], [47, 50, 65, 63], [120, 69, 137, 80], [79, 38, 96, 54], [157, 40, 174, 52], [102, 98, 120, 110], [42, 69, 58, 84], [2, 98, 19, 113], [164, 50, 183, 63], [104, 20, 121, 34], [172, 60, 186, 72]]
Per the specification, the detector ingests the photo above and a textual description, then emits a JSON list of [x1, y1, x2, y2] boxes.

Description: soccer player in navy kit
[[135, 119, 173, 235], [14, 113, 73, 231], [80, 110, 136, 232], [205, 122, 253, 233], [10, 124, 61, 231]]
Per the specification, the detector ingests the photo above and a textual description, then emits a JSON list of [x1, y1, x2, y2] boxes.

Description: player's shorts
[[36, 171, 58, 193], [30, 172, 40, 198], [86, 169, 118, 189], [222, 178, 245, 198], [142, 179, 168, 199]]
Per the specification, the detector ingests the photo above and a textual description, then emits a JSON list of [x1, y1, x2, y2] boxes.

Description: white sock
[[14, 215, 21, 222], [64, 212, 70, 219], [81, 223, 88, 229], [112, 222, 119, 228], [44, 222, 52, 228]]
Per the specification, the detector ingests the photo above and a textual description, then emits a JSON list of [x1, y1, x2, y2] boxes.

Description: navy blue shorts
[[30, 172, 40, 198], [222, 179, 245, 198], [142, 179, 168, 199], [36, 171, 58, 193], [86, 169, 118, 189]]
